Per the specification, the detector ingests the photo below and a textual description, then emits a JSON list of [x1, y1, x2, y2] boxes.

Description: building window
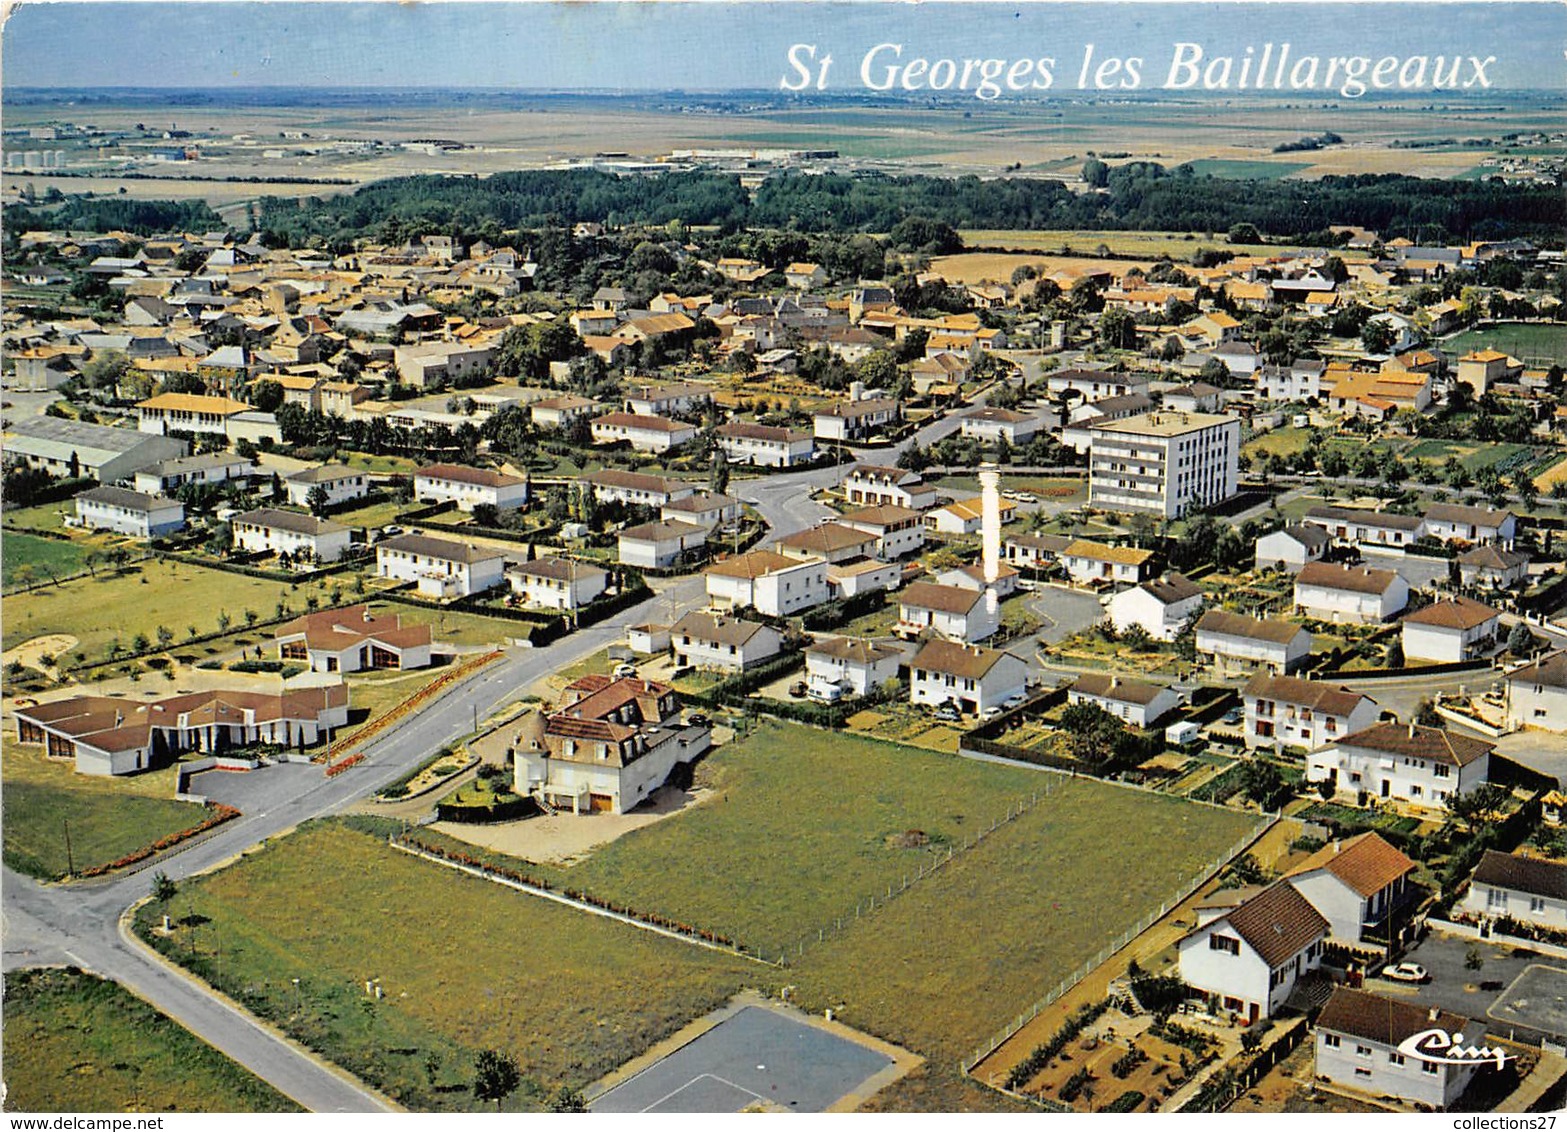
[[1530, 897, 1547, 914], [1355, 1044, 1373, 1058], [1389, 1053, 1405, 1066], [1488, 888, 1508, 910], [1209, 934, 1240, 955], [1323, 1034, 1340, 1049], [1422, 1061, 1439, 1075]]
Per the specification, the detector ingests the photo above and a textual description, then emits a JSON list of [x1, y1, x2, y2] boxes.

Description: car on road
[[1381, 962, 1429, 983], [380, 525, 405, 537], [612, 663, 638, 678], [1013, 492, 1037, 504], [1001, 490, 1024, 501]]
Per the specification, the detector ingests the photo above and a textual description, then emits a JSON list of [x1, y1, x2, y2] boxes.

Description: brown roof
[[377, 533, 504, 565], [1305, 505, 1423, 533], [620, 519, 706, 543], [910, 639, 1016, 681], [1507, 650, 1567, 691], [1458, 544, 1529, 571], [592, 411, 694, 433], [1425, 502, 1512, 528], [1062, 538, 1154, 567], [1141, 572, 1203, 605], [1286, 833, 1414, 897], [841, 504, 923, 528], [508, 556, 607, 584], [777, 523, 876, 555], [1069, 672, 1170, 707], [1317, 987, 1473, 1048], [415, 463, 526, 489], [717, 421, 811, 443], [234, 508, 348, 537], [1243, 673, 1370, 718], [586, 469, 686, 495], [671, 611, 775, 647], [1338, 721, 1493, 768], [1221, 881, 1329, 968], [1402, 596, 1498, 631], [1196, 609, 1308, 646], [1471, 849, 1567, 901], [900, 581, 984, 616], [1296, 561, 1401, 596], [807, 637, 902, 664], [704, 549, 801, 580]]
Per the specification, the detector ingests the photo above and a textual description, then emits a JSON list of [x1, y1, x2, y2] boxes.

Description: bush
[[1111, 1048, 1147, 1079], [1059, 1066, 1093, 1103], [1004, 999, 1111, 1090], [1104, 1090, 1145, 1113]]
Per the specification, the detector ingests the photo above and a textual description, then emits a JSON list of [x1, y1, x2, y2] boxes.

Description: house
[[806, 637, 903, 698], [1302, 506, 1424, 550], [530, 395, 599, 430], [775, 523, 879, 566], [1059, 539, 1156, 587], [1045, 368, 1148, 402], [414, 463, 529, 512], [1459, 850, 1567, 932], [132, 452, 252, 496], [511, 675, 710, 815], [1066, 673, 1181, 728], [13, 684, 349, 777], [840, 504, 927, 559], [1162, 382, 1225, 414], [827, 556, 903, 598], [1063, 393, 1158, 454], [284, 465, 368, 509], [715, 422, 816, 468], [896, 582, 998, 644], [617, 519, 707, 570], [136, 392, 253, 437], [1177, 881, 1328, 1024], [1294, 562, 1409, 624], [1003, 532, 1072, 572], [704, 550, 829, 617], [936, 562, 1021, 599], [1458, 544, 1530, 590], [1455, 349, 1516, 397], [908, 640, 1028, 714], [1401, 597, 1499, 663], [1088, 411, 1240, 518], [506, 557, 609, 612], [232, 508, 352, 564], [1314, 989, 1482, 1110], [814, 397, 902, 443], [590, 412, 697, 453], [784, 262, 829, 289], [1107, 573, 1204, 642], [670, 612, 783, 672], [958, 407, 1045, 446], [1195, 610, 1313, 675], [1306, 722, 1493, 810], [1422, 503, 1515, 549], [3, 418, 187, 484], [392, 341, 494, 389], [73, 486, 184, 538], [842, 465, 936, 510], [1254, 359, 1325, 402], [659, 491, 740, 534], [924, 496, 1019, 537], [1243, 673, 1380, 752], [375, 533, 506, 599], [1254, 525, 1332, 573], [274, 605, 433, 673], [1504, 651, 1567, 733], [586, 470, 697, 508], [1284, 833, 1416, 946], [622, 382, 712, 418]]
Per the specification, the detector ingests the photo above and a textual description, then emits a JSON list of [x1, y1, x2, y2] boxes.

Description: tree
[[248, 379, 285, 414], [1227, 222, 1262, 245], [472, 1049, 521, 1110], [305, 484, 331, 517], [1446, 783, 1510, 830], [243, 609, 258, 627], [155, 625, 174, 649], [1464, 944, 1484, 972], [546, 1086, 588, 1113], [151, 870, 177, 912], [82, 350, 133, 398], [1081, 158, 1110, 188], [1508, 621, 1536, 655], [471, 502, 500, 528], [1239, 760, 1292, 812], [1097, 308, 1137, 351], [1360, 320, 1395, 355], [217, 610, 232, 633]]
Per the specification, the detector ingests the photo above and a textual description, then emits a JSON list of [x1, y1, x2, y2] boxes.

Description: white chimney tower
[[980, 463, 1002, 618]]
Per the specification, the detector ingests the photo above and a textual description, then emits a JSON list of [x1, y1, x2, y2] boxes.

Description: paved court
[[1489, 964, 1567, 1040], [590, 1005, 896, 1113]]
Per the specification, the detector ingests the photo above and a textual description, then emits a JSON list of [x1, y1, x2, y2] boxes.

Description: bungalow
[[1314, 989, 1482, 1110], [1459, 850, 1567, 932], [1045, 368, 1148, 402], [131, 452, 252, 496], [274, 605, 432, 673], [840, 504, 927, 559], [670, 611, 783, 673], [1003, 532, 1072, 572], [1400, 597, 1499, 663], [414, 464, 530, 513], [896, 582, 998, 644], [1305, 722, 1493, 810], [1254, 525, 1332, 573], [776, 522, 879, 565], [704, 550, 829, 617], [73, 486, 184, 538], [936, 562, 1021, 599], [375, 533, 507, 599], [827, 555, 903, 598], [1060, 539, 1156, 587], [529, 395, 599, 430], [587, 470, 697, 508], [1067, 673, 1181, 728], [909, 639, 1028, 715], [136, 392, 253, 437], [659, 491, 740, 534], [617, 519, 707, 571], [590, 412, 698, 453], [1107, 572, 1204, 642], [843, 465, 936, 511], [814, 397, 902, 443], [805, 637, 903, 698], [1294, 562, 1409, 624], [924, 496, 1019, 537], [1285, 833, 1417, 947], [1504, 651, 1567, 733], [506, 557, 609, 612], [232, 508, 352, 564], [715, 422, 816, 468], [622, 381, 712, 418], [1243, 673, 1380, 752], [958, 407, 1045, 446], [1458, 544, 1530, 590], [1195, 610, 1313, 675], [1162, 382, 1225, 414], [1177, 881, 1328, 1024], [1422, 503, 1515, 548], [284, 465, 368, 509], [1302, 506, 1425, 550]]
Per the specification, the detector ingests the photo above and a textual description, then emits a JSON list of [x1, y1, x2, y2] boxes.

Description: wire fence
[[960, 818, 1273, 1077]]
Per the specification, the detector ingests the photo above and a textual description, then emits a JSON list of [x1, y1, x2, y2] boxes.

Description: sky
[[3, 1, 1564, 91]]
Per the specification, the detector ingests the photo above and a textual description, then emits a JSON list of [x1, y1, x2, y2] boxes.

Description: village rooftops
[[899, 581, 984, 615], [1402, 596, 1498, 631], [716, 421, 812, 442], [507, 557, 607, 583], [1458, 544, 1529, 571], [1317, 987, 1473, 1049], [1243, 673, 1369, 717], [1275, 524, 1333, 551], [1424, 502, 1513, 527], [1337, 721, 1493, 767], [910, 639, 1013, 680], [777, 523, 876, 556], [817, 397, 900, 419], [806, 637, 902, 664], [233, 508, 348, 536], [841, 503, 923, 527], [586, 469, 688, 494], [1285, 832, 1415, 897], [1141, 572, 1203, 605], [704, 549, 800, 579], [1062, 539, 1154, 567], [620, 518, 706, 542], [1305, 505, 1424, 532], [1196, 609, 1307, 645], [1297, 561, 1402, 595], [77, 485, 166, 511], [286, 463, 361, 484], [592, 412, 693, 432], [671, 611, 772, 647], [1506, 650, 1567, 690], [136, 392, 253, 415], [1217, 881, 1330, 968]]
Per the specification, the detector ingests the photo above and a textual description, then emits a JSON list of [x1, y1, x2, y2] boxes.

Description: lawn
[[340, 451, 419, 474], [1243, 426, 1312, 460], [135, 819, 754, 1110], [326, 497, 408, 530], [2, 500, 73, 532], [1183, 158, 1313, 180], [1444, 322, 1567, 366], [375, 601, 537, 651], [3, 531, 91, 588], [2, 967, 302, 1113]]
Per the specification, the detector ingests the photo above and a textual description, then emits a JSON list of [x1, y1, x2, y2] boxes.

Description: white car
[[1382, 962, 1428, 984], [612, 663, 638, 678], [1002, 693, 1027, 710]]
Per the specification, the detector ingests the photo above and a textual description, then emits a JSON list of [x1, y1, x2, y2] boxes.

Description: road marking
[[636, 1073, 769, 1113]]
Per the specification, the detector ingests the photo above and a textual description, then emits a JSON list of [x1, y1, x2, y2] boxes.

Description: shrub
[[1104, 1090, 1145, 1113], [1059, 1066, 1093, 1102], [1111, 1047, 1148, 1079]]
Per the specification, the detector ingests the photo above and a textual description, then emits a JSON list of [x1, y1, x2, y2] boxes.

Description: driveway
[[1373, 930, 1567, 1045], [1491, 729, 1567, 788], [1028, 585, 1106, 646], [1358, 550, 1461, 591], [186, 761, 325, 814]]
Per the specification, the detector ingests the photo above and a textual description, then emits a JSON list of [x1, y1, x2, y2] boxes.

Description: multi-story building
[[1242, 673, 1380, 752], [704, 550, 829, 617], [715, 422, 816, 468], [375, 533, 506, 598], [1314, 989, 1481, 1109], [232, 508, 352, 563], [413, 463, 529, 512], [73, 485, 184, 538], [284, 465, 368, 509], [1087, 411, 1239, 518], [1306, 722, 1494, 810], [1505, 651, 1567, 732]]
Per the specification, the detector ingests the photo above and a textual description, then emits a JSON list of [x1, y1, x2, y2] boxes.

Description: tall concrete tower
[[979, 463, 1002, 618]]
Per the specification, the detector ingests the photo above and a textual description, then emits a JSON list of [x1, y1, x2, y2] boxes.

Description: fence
[[321, 649, 505, 766], [960, 821, 1271, 1076]]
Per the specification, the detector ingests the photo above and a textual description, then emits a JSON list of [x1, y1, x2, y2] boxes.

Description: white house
[[814, 397, 901, 443], [958, 407, 1045, 446], [805, 637, 903, 698], [587, 470, 698, 508], [908, 640, 1027, 715], [1177, 881, 1328, 1024], [776, 522, 880, 565], [1060, 539, 1156, 587], [1306, 722, 1494, 811], [839, 504, 927, 559], [136, 392, 253, 437], [284, 465, 368, 509], [1422, 503, 1515, 548], [1195, 610, 1313, 675], [1254, 525, 1332, 573], [716, 422, 816, 468], [132, 452, 252, 496], [506, 557, 609, 612], [1459, 850, 1567, 932], [1066, 673, 1181, 728], [591, 412, 697, 453], [1294, 562, 1409, 625], [413, 463, 530, 512], [375, 533, 506, 599], [1302, 506, 1425, 551], [1400, 597, 1499, 664], [1314, 989, 1482, 1110], [670, 612, 782, 672], [1284, 833, 1416, 946], [924, 496, 1019, 537], [73, 486, 184, 538], [660, 491, 740, 534], [529, 394, 599, 430], [1242, 673, 1380, 752], [617, 519, 707, 570], [1505, 651, 1567, 733], [1107, 573, 1204, 642], [1003, 532, 1072, 572], [896, 582, 998, 644], [274, 605, 433, 673], [842, 465, 936, 510], [622, 382, 711, 418], [704, 550, 829, 617], [936, 562, 1021, 599], [1458, 545, 1530, 590], [826, 557, 903, 599], [232, 508, 352, 564]]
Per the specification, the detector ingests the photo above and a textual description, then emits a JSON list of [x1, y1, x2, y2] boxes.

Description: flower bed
[[77, 803, 240, 878]]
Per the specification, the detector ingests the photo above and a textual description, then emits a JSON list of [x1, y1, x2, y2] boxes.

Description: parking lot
[[185, 760, 323, 813], [1372, 930, 1567, 1045]]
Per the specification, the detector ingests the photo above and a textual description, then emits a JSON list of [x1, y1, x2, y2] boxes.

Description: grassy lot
[[928, 474, 1086, 503], [136, 819, 753, 1110], [1243, 426, 1313, 461], [359, 600, 523, 650], [329, 666, 451, 747], [340, 451, 419, 474], [3, 501, 74, 532], [327, 497, 407, 530], [3, 531, 91, 587], [2, 968, 302, 1113], [1183, 158, 1313, 180], [1444, 322, 1567, 365], [957, 229, 1280, 260]]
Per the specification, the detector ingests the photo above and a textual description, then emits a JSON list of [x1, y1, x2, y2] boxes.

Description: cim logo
[[1395, 1027, 1513, 1069]]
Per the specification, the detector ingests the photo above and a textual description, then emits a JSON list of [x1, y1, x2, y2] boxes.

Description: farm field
[[1183, 158, 1312, 180], [3, 531, 91, 588], [959, 229, 1280, 259], [1443, 322, 1567, 366], [134, 818, 754, 1110], [2, 968, 302, 1113]]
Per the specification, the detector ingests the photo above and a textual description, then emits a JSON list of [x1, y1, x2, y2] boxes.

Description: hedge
[[1104, 1091, 1145, 1113], [800, 589, 888, 632], [1004, 999, 1111, 1091], [435, 794, 536, 823]]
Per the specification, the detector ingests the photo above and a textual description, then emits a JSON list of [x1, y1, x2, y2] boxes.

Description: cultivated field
[[960, 229, 1282, 259], [2, 968, 302, 1113]]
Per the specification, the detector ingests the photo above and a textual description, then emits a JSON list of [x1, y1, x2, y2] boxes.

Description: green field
[[135, 819, 753, 1110], [1184, 158, 1313, 180], [3, 501, 73, 532], [958, 229, 1282, 259], [2, 968, 302, 1113], [2, 531, 91, 588], [1444, 322, 1567, 366]]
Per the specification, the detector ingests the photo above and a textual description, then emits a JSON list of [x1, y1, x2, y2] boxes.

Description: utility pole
[[63, 819, 75, 877]]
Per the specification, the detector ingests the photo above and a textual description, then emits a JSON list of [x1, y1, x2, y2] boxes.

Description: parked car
[[979, 706, 1003, 721], [612, 663, 637, 678], [380, 525, 405, 537], [788, 681, 808, 698], [1013, 492, 1038, 504], [1002, 693, 1027, 710], [1382, 962, 1429, 984], [807, 682, 844, 704], [1220, 707, 1243, 725], [686, 712, 711, 728], [933, 705, 961, 722]]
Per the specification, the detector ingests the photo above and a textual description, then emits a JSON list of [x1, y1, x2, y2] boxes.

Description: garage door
[[589, 793, 615, 813]]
